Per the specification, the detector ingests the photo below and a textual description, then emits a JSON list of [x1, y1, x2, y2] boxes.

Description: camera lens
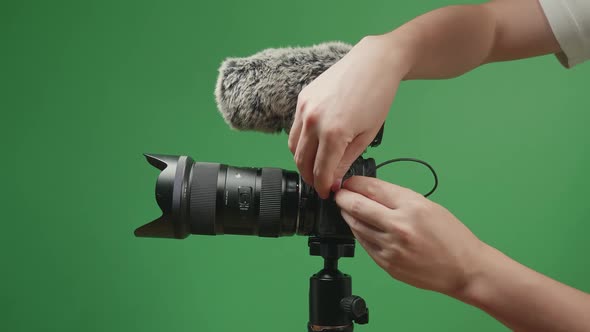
[[136, 154, 376, 240], [136, 154, 309, 239]]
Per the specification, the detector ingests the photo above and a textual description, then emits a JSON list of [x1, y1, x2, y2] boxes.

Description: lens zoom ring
[[189, 163, 220, 235], [259, 168, 283, 237]]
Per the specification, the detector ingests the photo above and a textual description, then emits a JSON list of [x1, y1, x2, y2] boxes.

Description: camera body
[[299, 157, 376, 240]]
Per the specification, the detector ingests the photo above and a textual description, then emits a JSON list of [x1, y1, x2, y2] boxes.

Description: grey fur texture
[[215, 42, 352, 134]]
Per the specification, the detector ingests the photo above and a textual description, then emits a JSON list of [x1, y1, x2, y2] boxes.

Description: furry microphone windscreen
[[214, 42, 352, 134]]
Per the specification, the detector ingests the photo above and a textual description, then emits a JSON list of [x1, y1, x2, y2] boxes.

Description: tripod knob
[[340, 296, 369, 325]]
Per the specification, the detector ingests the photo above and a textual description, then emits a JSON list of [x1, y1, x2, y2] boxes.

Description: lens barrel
[[191, 163, 301, 237], [136, 154, 303, 239]]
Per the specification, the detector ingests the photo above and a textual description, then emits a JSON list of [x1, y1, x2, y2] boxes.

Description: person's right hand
[[334, 176, 485, 296], [288, 35, 412, 198]]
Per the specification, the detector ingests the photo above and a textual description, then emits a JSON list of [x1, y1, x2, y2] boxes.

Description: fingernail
[[331, 178, 343, 192]]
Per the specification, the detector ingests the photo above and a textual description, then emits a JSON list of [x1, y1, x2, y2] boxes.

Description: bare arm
[[458, 244, 590, 332], [384, 0, 561, 80]]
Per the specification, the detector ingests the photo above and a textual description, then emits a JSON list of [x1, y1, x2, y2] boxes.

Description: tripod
[[307, 237, 369, 332]]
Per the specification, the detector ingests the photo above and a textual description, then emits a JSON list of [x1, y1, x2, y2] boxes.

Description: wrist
[[451, 243, 505, 307], [359, 32, 417, 81]]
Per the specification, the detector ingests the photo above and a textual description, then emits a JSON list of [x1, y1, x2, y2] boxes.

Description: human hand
[[288, 35, 412, 199], [334, 176, 485, 296]]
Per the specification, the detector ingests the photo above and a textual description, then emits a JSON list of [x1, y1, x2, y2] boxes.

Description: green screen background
[[2, 0, 589, 331]]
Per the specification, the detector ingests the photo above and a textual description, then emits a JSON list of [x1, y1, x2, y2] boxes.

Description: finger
[[332, 132, 374, 183], [294, 124, 319, 186], [335, 189, 393, 231], [342, 176, 416, 210], [351, 228, 383, 260], [331, 179, 343, 193], [313, 129, 350, 199], [349, 227, 395, 272], [287, 100, 304, 155], [341, 210, 385, 243]]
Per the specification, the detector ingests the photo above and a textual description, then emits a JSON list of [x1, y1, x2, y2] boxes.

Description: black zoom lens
[[135, 153, 376, 240]]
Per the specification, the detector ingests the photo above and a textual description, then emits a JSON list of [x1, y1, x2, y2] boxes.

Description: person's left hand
[[287, 35, 410, 199], [334, 176, 485, 296]]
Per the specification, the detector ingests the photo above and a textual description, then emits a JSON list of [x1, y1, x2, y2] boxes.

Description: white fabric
[[539, 0, 590, 68]]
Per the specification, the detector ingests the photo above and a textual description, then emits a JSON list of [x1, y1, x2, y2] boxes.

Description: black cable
[[376, 158, 438, 197]]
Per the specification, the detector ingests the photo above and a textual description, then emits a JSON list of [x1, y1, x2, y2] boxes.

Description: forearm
[[376, 0, 561, 80], [454, 244, 590, 332]]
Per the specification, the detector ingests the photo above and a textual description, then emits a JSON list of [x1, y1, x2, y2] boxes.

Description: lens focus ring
[[189, 163, 220, 235], [259, 168, 282, 237]]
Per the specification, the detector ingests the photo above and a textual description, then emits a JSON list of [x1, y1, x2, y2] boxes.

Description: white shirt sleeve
[[539, 0, 590, 68]]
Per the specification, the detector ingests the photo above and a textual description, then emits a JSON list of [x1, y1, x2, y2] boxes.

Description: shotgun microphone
[[214, 42, 352, 134]]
